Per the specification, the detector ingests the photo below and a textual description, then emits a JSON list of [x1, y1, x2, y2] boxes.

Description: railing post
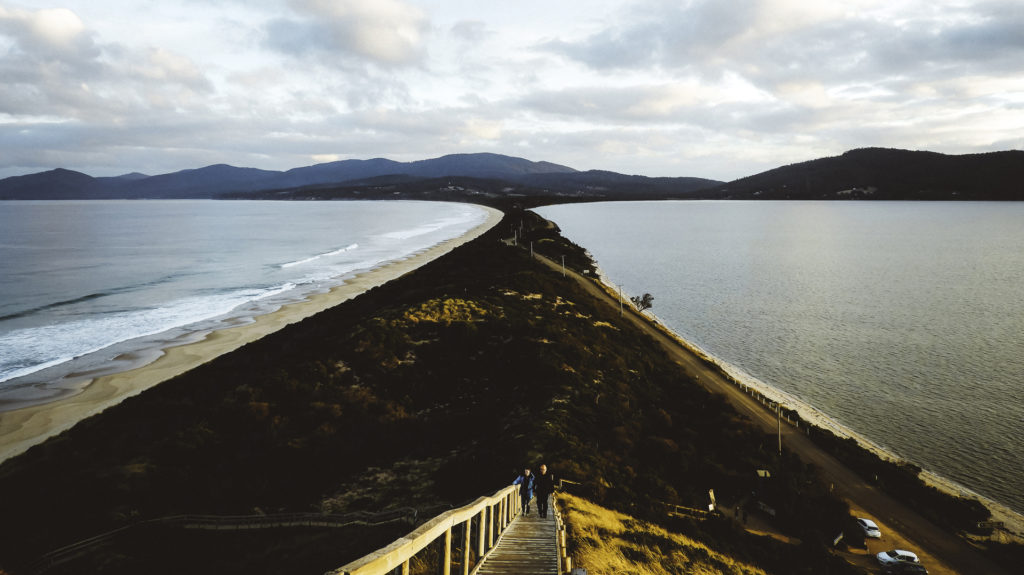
[[562, 526, 571, 573], [477, 509, 487, 556], [462, 518, 471, 575], [487, 504, 494, 549], [442, 527, 452, 575], [507, 490, 513, 523]]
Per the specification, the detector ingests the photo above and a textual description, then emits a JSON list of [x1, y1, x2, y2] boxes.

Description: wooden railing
[[663, 502, 713, 520], [327, 485, 521, 575], [553, 494, 571, 574], [34, 508, 418, 573]]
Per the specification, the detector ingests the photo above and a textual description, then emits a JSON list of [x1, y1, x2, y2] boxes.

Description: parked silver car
[[877, 549, 920, 565], [857, 517, 881, 538]]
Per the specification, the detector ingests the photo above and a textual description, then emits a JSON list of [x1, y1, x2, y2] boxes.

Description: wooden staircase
[[328, 486, 570, 575], [474, 509, 559, 575]]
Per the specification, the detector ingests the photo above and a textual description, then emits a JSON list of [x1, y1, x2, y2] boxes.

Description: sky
[[1, 0, 1022, 181]]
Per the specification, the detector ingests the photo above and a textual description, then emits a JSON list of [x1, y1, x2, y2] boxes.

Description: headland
[[0, 205, 1019, 575]]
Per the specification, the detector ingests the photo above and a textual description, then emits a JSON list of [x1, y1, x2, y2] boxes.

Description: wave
[[377, 214, 479, 241], [0, 283, 297, 384], [280, 244, 359, 268], [0, 271, 202, 322], [0, 292, 112, 322], [0, 203, 490, 389]]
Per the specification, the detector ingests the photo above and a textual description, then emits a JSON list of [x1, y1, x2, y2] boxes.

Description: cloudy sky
[[2, 0, 1022, 181]]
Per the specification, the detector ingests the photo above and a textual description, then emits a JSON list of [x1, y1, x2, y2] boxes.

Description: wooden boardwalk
[[475, 507, 559, 575]]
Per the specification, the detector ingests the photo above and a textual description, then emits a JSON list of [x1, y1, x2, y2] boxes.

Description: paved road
[[531, 252, 1006, 575]]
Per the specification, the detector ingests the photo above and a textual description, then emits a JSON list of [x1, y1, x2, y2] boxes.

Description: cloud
[[265, 0, 429, 67], [538, 0, 1024, 89], [132, 48, 211, 90], [0, 7, 98, 59], [527, 0, 1024, 155], [865, 1, 1024, 77], [537, 0, 765, 72], [0, 5, 214, 122], [450, 20, 489, 43], [1, 1, 1021, 181], [0, 5, 225, 178], [0, 6, 102, 87]]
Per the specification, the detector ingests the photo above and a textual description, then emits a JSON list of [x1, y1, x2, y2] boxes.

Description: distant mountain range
[[0, 152, 717, 202], [707, 148, 1024, 201], [1, 148, 1021, 202]]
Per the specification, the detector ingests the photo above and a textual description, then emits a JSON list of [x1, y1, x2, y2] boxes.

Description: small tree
[[630, 293, 654, 312]]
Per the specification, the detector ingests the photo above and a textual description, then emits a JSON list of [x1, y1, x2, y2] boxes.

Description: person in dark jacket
[[534, 463, 555, 518], [512, 467, 534, 516]]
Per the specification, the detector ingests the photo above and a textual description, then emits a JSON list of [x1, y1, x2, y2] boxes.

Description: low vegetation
[[558, 492, 769, 575]]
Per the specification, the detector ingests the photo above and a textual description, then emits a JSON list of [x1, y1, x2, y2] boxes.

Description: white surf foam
[[0, 283, 297, 384], [280, 243, 359, 268]]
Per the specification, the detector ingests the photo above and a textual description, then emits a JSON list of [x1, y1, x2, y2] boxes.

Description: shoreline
[[0, 205, 503, 464], [590, 262, 1024, 539]]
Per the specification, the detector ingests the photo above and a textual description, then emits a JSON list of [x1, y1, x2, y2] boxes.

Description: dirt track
[[532, 252, 1006, 575]]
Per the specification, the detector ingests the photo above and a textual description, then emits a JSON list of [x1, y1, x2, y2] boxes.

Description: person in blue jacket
[[512, 467, 535, 516]]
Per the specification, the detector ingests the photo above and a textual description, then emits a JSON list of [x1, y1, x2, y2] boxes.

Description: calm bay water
[[0, 200, 487, 407], [536, 201, 1024, 515]]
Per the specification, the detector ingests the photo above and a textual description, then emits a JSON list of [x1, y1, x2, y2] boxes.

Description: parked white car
[[857, 517, 882, 538], [877, 549, 920, 565]]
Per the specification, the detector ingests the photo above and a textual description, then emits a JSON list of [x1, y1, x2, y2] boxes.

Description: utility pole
[[561, 255, 565, 277]]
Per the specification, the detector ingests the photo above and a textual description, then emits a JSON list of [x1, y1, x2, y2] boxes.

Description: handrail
[[553, 493, 570, 574], [34, 508, 419, 573], [663, 502, 713, 520], [328, 484, 521, 575]]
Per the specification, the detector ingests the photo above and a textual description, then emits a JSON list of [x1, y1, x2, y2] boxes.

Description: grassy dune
[[559, 492, 768, 575]]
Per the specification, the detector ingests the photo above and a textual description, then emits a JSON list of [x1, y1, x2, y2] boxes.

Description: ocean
[[0, 200, 489, 408], [535, 200, 1024, 517]]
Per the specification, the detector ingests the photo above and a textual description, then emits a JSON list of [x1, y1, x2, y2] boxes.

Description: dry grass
[[558, 493, 768, 575], [400, 297, 501, 325]]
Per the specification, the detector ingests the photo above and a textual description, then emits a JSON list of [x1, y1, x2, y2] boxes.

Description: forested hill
[[3, 148, 1021, 202], [705, 148, 1024, 200], [0, 153, 719, 202]]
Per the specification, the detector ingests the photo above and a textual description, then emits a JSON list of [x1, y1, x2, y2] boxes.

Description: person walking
[[534, 464, 555, 519], [513, 467, 535, 516]]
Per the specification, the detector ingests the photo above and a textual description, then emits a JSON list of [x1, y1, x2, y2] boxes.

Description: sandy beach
[[0, 205, 502, 464]]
